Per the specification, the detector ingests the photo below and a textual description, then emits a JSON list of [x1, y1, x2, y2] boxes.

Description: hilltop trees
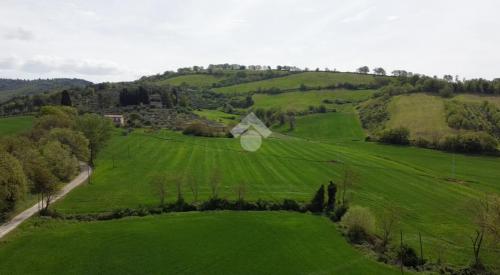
[[373, 67, 386, 76], [357, 66, 370, 74]]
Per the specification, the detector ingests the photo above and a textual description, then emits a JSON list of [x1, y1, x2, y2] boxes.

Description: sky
[[1, 0, 499, 83]]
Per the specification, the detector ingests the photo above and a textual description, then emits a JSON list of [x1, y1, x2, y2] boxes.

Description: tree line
[[0, 106, 112, 221]]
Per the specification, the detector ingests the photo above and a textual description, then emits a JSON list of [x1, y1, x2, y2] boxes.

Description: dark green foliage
[[445, 101, 500, 139], [60, 90, 72, 106], [439, 133, 497, 153], [282, 199, 301, 211], [182, 121, 227, 137], [347, 224, 369, 244], [397, 244, 420, 268], [330, 205, 348, 222], [358, 95, 390, 132], [0, 78, 91, 103], [326, 181, 337, 211], [379, 127, 410, 145], [308, 185, 325, 213]]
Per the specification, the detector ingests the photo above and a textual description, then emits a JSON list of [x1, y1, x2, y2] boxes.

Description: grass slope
[[453, 94, 500, 108], [0, 116, 33, 136], [0, 212, 398, 275], [273, 112, 365, 142], [153, 74, 227, 88], [252, 89, 375, 112], [214, 72, 379, 94], [193, 109, 238, 125], [386, 94, 456, 140], [53, 117, 500, 266]]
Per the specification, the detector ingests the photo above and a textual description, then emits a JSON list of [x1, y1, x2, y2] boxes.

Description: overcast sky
[[1, 0, 499, 83]]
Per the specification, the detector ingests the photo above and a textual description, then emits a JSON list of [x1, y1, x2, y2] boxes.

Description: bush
[[341, 206, 376, 243], [397, 244, 420, 268], [282, 199, 301, 211], [439, 132, 498, 153], [183, 121, 226, 137], [379, 127, 410, 145], [329, 204, 348, 222]]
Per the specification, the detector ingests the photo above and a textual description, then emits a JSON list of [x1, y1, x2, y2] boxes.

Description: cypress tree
[[60, 90, 72, 106], [327, 181, 337, 211], [309, 184, 325, 213]]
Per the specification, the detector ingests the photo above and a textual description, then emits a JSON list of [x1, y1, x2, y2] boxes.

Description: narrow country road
[[0, 163, 92, 240]]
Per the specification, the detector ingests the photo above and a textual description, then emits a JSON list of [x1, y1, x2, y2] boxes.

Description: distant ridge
[[0, 78, 92, 102]]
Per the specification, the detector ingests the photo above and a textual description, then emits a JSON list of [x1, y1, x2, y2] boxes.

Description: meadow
[[47, 110, 500, 267], [252, 89, 375, 112], [385, 93, 456, 140], [214, 72, 379, 94], [0, 116, 33, 136], [193, 109, 238, 125], [0, 212, 399, 274], [153, 74, 227, 88]]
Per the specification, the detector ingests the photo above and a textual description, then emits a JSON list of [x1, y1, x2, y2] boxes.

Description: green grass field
[[386, 94, 457, 140], [48, 111, 500, 267], [193, 109, 238, 125], [0, 212, 399, 274], [153, 74, 227, 87], [273, 112, 365, 142], [214, 72, 380, 94], [0, 116, 33, 136], [252, 89, 375, 113]]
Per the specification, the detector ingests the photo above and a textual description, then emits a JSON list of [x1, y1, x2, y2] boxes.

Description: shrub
[[282, 199, 301, 211], [397, 244, 420, 268], [341, 206, 376, 243], [183, 121, 226, 137], [379, 127, 410, 145], [439, 132, 498, 153], [330, 204, 348, 222]]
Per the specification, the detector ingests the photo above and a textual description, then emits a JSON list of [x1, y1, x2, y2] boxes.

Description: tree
[[326, 181, 337, 211], [308, 185, 325, 212], [373, 67, 386, 76], [288, 113, 296, 130], [186, 174, 199, 203], [340, 166, 359, 206], [60, 90, 72, 106], [380, 203, 401, 248], [41, 141, 79, 182], [0, 151, 27, 220], [209, 168, 222, 199], [77, 113, 113, 166], [469, 194, 500, 269], [341, 206, 376, 243], [44, 128, 90, 161], [150, 173, 168, 206], [357, 66, 370, 74], [235, 182, 247, 201]]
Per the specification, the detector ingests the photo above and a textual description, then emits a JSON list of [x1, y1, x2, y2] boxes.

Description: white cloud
[[386, 15, 399, 21], [0, 0, 499, 82], [4, 27, 34, 41]]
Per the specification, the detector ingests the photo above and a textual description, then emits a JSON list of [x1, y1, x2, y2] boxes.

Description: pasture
[[251, 89, 375, 112], [0, 116, 33, 136], [0, 212, 399, 274], [214, 72, 380, 94], [51, 111, 500, 266]]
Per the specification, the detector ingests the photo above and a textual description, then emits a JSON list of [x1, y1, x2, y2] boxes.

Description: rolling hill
[[0, 78, 91, 102]]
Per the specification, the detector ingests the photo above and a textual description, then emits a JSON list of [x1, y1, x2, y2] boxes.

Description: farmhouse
[[104, 114, 125, 126]]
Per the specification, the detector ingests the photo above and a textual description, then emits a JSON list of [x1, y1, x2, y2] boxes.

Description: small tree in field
[[357, 66, 370, 74], [235, 182, 247, 202], [150, 173, 168, 206], [209, 168, 222, 199], [380, 203, 401, 248], [186, 174, 199, 203], [340, 166, 359, 206], [469, 194, 500, 270]]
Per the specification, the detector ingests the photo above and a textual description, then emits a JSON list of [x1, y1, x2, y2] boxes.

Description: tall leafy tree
[[326, 181, 337, 211], [309, 185, 325, 213], [76, 113, 113, 166], [0, 151, 27, 220]]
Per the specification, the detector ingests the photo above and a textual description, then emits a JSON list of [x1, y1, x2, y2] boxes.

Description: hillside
[[0, 78, 92, 102], [214, 72, 383, 94]]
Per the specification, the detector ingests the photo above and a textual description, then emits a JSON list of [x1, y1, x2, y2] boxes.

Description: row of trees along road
[[0, 106, 113, 221]]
